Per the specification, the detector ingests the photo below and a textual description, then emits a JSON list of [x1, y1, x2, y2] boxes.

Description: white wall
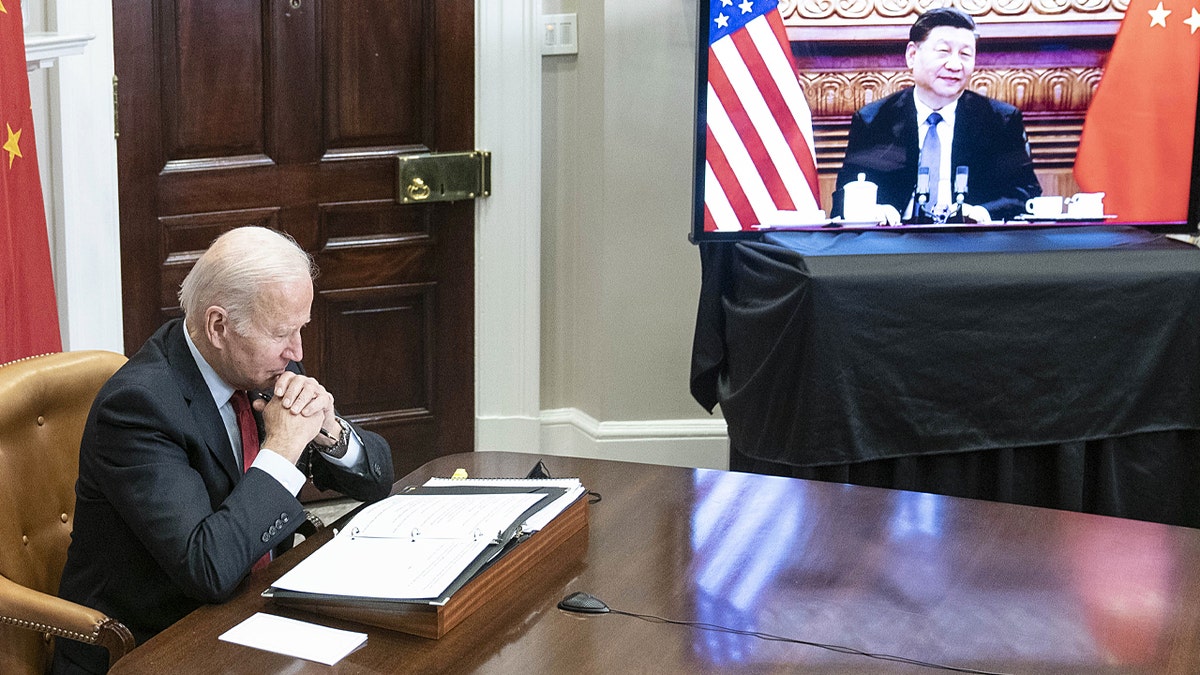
[[539, 0, 727, 468], [26, 0, 123, 355]]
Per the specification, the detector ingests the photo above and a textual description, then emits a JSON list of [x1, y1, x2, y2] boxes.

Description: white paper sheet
[[422, 477, 586, 531], [218, 613, 366, 665]]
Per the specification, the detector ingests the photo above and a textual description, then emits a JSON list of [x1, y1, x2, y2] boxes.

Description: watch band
[[306, 417, 350, 460], [320, 418, 351, 459]]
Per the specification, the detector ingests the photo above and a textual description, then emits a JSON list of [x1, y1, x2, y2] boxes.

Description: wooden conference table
[[111, 452, 1200, 674]]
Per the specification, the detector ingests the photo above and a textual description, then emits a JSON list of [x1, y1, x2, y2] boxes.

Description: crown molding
[[25, 32, 94, 72]]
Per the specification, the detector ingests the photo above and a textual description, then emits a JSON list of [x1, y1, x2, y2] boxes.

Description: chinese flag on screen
[[1, 0, 61, 363], [1074, 0, 1200, 222]]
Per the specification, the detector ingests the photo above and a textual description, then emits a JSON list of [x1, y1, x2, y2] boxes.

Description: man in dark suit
[[835, 8, 1041, 223], [53, 227, 395, 674]]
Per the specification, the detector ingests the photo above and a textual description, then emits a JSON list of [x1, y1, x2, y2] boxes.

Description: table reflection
[[684, 471, 1184, 672]]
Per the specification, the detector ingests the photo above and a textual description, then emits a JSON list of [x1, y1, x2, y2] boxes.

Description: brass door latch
[[397, 151, 492, 204]]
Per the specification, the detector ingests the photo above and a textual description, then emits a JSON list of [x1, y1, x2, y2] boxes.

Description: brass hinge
[[396, 151, 491, 204], [112, 75, 119, 139]]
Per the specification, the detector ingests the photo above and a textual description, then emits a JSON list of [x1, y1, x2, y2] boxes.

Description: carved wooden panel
[[160, 1, 265, 161], [318, 284, 434, 414], [324, 2, 426, 147], [800, 66, 1103, 117]]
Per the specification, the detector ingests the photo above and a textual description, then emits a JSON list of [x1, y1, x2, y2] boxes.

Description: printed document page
[[271, 492, 543, 600]]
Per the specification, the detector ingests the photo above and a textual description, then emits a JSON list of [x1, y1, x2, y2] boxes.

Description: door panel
[[324, 4, 425, 144], [114, 0, 475, 485], [161, 1, 265, 160]]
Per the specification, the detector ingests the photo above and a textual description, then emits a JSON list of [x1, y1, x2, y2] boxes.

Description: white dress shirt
[[912, 96, 958, 211]]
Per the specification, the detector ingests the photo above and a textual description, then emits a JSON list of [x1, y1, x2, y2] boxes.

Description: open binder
[[265, 480, 589, 638]]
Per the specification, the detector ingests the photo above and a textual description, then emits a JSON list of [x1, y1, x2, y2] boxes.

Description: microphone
[[912, 167, 932, 223], [954, 166, 969, 205], [558, 592, 610, 614]]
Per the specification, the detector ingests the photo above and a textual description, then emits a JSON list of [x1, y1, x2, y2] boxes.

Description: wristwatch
[[314, 418, 351, 459]]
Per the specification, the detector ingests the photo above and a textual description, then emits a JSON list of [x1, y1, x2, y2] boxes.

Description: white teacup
[[1025, 195, 1064, 218], [1066, 192, 1105, 218], [843, 173, 879, 222]]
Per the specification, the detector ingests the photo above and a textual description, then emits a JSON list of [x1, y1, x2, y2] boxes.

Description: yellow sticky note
[[451, 468, 469, 480]]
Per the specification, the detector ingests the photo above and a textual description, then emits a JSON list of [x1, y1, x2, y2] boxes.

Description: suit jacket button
[[281, 512, 289, 523], [261, 533, 270, 543], [268, 525, 277, 536]]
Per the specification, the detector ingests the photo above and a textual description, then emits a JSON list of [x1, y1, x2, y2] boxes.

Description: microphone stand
[[947, 166, 971, 224], [910, 167, 934, 224]]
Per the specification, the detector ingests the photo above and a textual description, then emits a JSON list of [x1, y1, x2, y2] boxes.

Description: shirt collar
[[914, 94, 959, 128], [184, 326, 237, 407]]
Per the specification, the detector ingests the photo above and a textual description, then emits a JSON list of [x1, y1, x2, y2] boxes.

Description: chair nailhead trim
[[0, 615, 100, 644]]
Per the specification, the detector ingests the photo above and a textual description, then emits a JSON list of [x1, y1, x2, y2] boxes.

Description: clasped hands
[[252, 371, 340, 464]]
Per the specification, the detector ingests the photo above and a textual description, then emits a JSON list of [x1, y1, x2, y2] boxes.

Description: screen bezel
[[690, 9, 1200, 242]]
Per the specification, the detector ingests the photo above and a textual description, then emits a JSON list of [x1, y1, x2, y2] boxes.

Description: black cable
[[561, 593, 1010, 675]]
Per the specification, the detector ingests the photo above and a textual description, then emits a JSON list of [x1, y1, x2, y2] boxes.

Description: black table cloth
[[692, 227, 1200, 527]]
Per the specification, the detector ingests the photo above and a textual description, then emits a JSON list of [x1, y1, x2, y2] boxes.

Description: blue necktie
[[920, 112, 943, 207]]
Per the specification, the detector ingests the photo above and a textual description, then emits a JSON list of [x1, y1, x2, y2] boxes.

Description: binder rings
[[265, 483, 589, 638]]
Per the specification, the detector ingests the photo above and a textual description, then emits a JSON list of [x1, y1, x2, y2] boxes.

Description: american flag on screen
[[704, 0, 820, 232]]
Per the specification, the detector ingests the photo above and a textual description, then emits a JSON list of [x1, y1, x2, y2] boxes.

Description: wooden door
[[112, 0, 475, 483]]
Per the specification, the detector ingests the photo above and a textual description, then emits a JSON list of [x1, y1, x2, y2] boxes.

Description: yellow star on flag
[[0, 1, 7, 14], [4, 123, 23, 169]]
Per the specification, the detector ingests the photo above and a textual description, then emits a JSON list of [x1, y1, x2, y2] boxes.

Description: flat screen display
[[691, 0, 1200, 240]]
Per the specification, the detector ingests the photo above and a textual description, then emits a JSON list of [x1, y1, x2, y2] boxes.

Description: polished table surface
[[111, 452, 1200, 674]]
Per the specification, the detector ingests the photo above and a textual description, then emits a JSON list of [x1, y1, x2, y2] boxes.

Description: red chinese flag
[[1074, 0, 1200, 223], [1, 0, 61, 362]]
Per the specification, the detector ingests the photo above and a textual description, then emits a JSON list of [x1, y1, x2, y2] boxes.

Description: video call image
[[694, 0, 1200, 237]]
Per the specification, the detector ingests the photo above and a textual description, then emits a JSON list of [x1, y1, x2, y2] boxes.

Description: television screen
[[691, 0, 1200, 240]]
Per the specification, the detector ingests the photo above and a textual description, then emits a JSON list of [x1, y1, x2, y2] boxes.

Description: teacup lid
[[847, 173, 875, 187]]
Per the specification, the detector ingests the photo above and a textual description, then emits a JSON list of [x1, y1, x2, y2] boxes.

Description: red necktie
[[230, 390, 271, 571], [230, 390, 260, 471]]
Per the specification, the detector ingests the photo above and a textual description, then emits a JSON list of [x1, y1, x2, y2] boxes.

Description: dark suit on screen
[[54, 318, 394, 674], [835, 88, 1041, 221]]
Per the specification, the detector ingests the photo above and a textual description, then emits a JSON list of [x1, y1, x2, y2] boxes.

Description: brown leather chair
[[0, 351, 134, 674]]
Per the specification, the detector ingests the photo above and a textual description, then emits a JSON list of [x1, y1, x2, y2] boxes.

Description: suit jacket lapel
[[162, 319, 241, 483], [898, 89, 920, 188], [950, 90, 981, 173]]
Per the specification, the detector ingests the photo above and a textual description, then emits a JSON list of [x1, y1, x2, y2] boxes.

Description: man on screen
[[835, 8, 1041, 223]]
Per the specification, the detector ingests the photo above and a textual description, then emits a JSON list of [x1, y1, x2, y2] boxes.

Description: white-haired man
[[54, 227, 394, 674]]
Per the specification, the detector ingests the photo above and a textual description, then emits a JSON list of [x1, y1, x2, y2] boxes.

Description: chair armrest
[[0, 574, 135, 667]]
